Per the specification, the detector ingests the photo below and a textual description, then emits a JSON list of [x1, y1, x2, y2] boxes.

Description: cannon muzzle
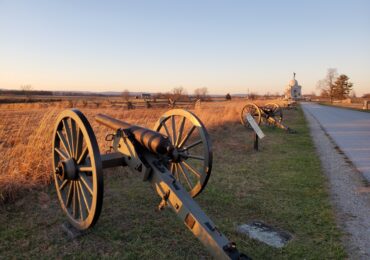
[[96, 114, 173, 155]]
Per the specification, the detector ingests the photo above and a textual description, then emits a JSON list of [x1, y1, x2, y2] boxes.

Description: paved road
[[301, 102, 370, 181]]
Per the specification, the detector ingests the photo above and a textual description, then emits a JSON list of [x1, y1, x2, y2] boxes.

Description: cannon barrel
[[96, 114, 173, 155]]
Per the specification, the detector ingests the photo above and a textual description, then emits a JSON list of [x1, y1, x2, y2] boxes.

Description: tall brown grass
[[0, 99, 282, 202]]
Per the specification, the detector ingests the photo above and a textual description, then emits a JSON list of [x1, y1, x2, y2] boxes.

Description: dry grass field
[[0, 98, 279, 202], [0, 99, 346, 258]]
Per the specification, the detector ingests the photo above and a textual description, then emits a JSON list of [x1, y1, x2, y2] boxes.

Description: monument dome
[[285, 73, 302, 101], [289, 79, 298, 87]]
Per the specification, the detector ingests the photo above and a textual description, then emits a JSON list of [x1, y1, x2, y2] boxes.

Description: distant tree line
[[122, 86, 211, 102], [0, 89, 53, 96], [0, 89, 106, 97], [53, 91, 105, 97]]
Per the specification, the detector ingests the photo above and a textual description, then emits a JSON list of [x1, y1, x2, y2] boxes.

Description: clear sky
[[0, 0, 369, 95]]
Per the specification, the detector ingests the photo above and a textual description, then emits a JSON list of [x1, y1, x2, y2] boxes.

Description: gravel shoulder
[[303, 105, 370, 259]]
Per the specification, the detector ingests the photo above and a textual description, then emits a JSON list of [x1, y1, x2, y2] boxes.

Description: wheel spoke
[[78, 166, 92, 172], [171, 163, 180, 182], [77, 146, 88, 165], [161, 120, 172, 141], [175, 163, 180, 181], [57, 130, 70, 156], [178, 125, 196, 148], [186, 154, 205, 161], [76, 181, 84, 220], [175, 117, 186, 147], [78, 181, 91, 214], [71, 120, 77, 158], [72, 181, 77, 218], [59, 179, 69, 191], [181, 161, 201, 178], [55, 147, 69, 160], [79, 174, 93, 195], [62, 119, 73, 156], [178, 163, 193, 189], [171, 116, 177, 145], [170, 162, 175, 174], [184, 139, 202, 150], [75, 128, 83, 160], [66, 181, 73, 207]]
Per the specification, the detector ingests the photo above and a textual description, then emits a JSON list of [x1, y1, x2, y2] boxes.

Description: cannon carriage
[[240, 102, 294, 133], [52, 108, 249, 259]]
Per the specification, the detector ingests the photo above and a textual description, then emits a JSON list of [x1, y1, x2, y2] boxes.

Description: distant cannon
[[240, 103, 295, 133], [168, 98, 176, 108], [52, 108, 249, 259], [285, 101, 298, 110]]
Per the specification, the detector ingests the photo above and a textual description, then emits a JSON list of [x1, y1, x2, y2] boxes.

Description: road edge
[[302, 104, 370, 259]]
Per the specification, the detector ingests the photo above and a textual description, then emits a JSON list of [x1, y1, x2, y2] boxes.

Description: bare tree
[[194, 87, 208, 100], [317, 68, 337, 103], [248, 92, 257, 100], [122, 89, 130, 101], [171, 86, 188, 101], [20, 85, 33, 101], [264, 91, 271, 99]]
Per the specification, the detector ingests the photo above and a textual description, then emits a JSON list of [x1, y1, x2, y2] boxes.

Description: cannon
[[240, 102, 295, 133], [52, 108, 249, 259]]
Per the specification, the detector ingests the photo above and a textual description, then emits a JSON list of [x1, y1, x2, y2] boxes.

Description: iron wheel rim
[[240, 103, 262, 128], [153, 109, 212, 198], [52, 109, 103, 230]]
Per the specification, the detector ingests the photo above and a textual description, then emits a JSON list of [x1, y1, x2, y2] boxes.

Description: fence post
[[363, 100, 369, 110]]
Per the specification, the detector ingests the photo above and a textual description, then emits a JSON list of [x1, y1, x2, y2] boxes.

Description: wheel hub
[[171, 148, 180, 162], [171, 148, 189, 162], [55, 158, 78, 180]]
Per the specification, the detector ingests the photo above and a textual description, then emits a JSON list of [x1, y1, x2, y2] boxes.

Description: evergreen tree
[[333, 74, 353, 99]]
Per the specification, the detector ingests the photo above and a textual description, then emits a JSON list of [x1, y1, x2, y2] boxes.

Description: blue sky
[[0, 0, 369, 95]]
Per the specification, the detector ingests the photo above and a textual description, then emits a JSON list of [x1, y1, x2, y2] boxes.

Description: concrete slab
[[236, 221, 292, 248]]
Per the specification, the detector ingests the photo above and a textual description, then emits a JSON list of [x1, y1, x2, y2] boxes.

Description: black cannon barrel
[[96, 114, 173, 155]]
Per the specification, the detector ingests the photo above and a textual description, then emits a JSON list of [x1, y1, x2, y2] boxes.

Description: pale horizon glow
[[0, 1, 369, 95]]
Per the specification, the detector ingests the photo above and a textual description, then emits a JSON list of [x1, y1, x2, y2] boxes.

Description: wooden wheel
[[240, 103, 261, 128], [153, 109, 212, 198], [52, 109, 103, 230], [264, 103, 283, 124]]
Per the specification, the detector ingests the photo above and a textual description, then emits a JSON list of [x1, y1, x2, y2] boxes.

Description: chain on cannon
[[52, 108, 250, 259], [240, 102, 295, 133]]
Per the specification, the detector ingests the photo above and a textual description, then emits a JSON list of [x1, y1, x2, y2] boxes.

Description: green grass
[[0, 107, 346, 259], [318, 101, 370, 113]]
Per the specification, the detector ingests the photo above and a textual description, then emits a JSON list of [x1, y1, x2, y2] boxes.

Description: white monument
[[284, 73, 302, 101]]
